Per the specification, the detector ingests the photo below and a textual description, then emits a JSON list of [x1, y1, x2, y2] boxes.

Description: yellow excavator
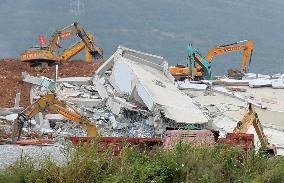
[[11, 93, 98, 143], [169, 40, 254, 80], [20, 22, 103, 66], [234, 103, 276, 155]]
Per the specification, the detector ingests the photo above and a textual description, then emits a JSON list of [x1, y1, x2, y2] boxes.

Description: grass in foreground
[[0, 143, 284, 183]]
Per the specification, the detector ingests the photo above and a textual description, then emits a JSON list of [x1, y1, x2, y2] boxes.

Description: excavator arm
[[11, 93, 98, 143], [59, 33, 97, 62], [48, 22, 103, 61], [169, 44, 212, 80], [234, 103, 276, 155], [11, 100, 44, 142], [48, 101, 98, 137], [233, 104, 256, 133], [48, 24, 76, 54], [204, 40, 254, 73], [73, 22, 103, 60], [59, 41, 86, 61], [187, 44, 212, 80]]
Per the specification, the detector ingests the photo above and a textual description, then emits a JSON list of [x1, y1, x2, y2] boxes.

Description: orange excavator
[[169, 40, 254, 80], [196, 39, 254, 77]]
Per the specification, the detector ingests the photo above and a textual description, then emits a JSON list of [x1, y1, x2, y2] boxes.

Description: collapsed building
[[1, 45, 284, 158], [20, 46, 209, 140]]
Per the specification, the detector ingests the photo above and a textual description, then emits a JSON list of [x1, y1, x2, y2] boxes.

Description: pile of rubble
[[2, 46, 284, 155], [175, 72, 284, 154], [20, 46, 209, 140], [176, 74, 284, 111], [0, 59, 102, 108], [0, 119, 13, 144]]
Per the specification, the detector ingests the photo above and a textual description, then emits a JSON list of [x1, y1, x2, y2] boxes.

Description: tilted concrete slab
[[102, 46, 208, 124], [95, 54, 115, 76]]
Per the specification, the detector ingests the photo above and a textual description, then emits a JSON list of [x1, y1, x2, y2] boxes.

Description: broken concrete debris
[[56, 77, 92, 86], [175, 80, 208, 90], [14, 92, 21, 108], [22, 72, 56, 92], [174, 73, 284, 90], [0, 107, 23, 116], [272, 78, 284, 89], [1, 46, 284, 155], [99, 46, 207, 124], [5, 113, 18, 121], [16, 46, 208, 141], [248, 79, 272, 88]]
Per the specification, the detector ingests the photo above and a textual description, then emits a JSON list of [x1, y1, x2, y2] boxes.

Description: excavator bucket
[[261, 145, 277, 156], [86, 47, 104, 62]]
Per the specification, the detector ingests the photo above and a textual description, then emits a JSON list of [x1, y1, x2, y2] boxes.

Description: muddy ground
[[0, 59, 102, 108]]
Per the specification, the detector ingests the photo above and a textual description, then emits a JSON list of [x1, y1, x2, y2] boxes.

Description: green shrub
[[252, 156, 284, 183], [0, 143, 283, 183]]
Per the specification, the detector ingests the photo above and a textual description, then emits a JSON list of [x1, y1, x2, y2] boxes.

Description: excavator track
[[24, 59, 58, 71]]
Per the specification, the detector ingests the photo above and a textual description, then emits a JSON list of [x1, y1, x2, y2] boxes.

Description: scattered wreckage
[[18, 46, 209, 140], [0, 46, 281, 156]]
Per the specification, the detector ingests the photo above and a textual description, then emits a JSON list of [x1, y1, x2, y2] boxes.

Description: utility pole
[[69, 0, 85, 15]]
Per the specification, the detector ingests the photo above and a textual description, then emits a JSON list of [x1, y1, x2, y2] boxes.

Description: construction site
[[1, 1, 284, 182]]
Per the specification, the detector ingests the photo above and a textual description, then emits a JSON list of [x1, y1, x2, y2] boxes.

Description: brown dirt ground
[[0, 59, 102, 108]]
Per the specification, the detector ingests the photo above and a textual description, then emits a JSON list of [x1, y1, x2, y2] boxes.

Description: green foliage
[[0, 144, 283, 183], [0, 153, 36, 183]]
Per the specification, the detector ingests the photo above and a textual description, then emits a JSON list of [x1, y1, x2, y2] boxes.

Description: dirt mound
[[0, 59, 102, 108]]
